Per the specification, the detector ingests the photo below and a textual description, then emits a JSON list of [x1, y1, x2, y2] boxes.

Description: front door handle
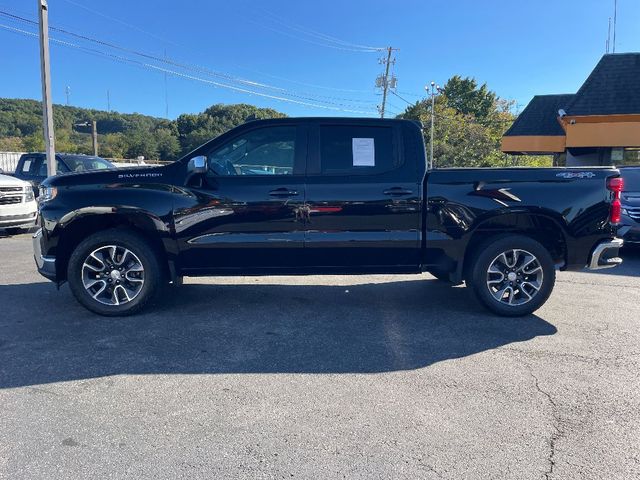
[[269, 188, 299, 197], [383, 187, 413, 196]]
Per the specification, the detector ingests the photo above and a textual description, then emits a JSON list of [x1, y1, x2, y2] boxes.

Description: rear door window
[[318, 125, 398, 175]]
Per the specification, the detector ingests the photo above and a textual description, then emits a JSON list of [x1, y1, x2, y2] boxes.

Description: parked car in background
[[13, 153, 114, 194], [0, 173, 37, 235], [620, 166, 640, 245]]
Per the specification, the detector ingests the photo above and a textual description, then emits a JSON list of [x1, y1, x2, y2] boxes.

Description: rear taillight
[[607, 177, 624, 224]]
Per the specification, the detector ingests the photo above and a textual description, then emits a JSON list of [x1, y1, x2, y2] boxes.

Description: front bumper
[[587, 238, 624, 270], [0, 201, 38, 229], [33, 228, 57, 281]]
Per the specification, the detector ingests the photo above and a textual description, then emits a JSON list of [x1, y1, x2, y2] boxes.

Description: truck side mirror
[[188, 155, 207, 174], [186, 155, 207, 186]]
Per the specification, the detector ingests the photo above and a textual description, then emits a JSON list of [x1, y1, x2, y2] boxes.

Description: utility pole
[[65, 85, 70, 105], [91, 120, 98, 156], [425, 82, 442, 170], [38, 0, 55, 175], [73, 121, 98, 155], [376, 47, 398, 118]]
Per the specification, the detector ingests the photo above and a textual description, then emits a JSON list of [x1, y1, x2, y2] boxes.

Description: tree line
[[397, 76, 550, 168], [0, 78, 550, 167], [0, 99, 285, 161]]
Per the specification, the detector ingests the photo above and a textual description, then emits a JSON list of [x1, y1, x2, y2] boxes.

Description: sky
[[0, 0, 638, 120]]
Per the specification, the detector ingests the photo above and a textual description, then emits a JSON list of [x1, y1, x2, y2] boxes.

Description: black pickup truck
[[33, 118, 624, 317]]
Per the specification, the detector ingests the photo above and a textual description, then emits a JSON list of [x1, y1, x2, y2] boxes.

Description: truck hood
[[0, 173, 29, 188], [42, 165, 171, 187]]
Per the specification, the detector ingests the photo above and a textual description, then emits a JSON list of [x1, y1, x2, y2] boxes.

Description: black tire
[[467, 235, 555, 317], [67, 229, 162, 316]]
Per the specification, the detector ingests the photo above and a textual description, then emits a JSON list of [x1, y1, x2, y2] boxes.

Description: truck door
[[304, 122, 422, 270], [174, 124, 308, 272]]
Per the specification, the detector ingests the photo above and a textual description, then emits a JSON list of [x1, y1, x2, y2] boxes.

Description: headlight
[[25, 187, 35, 202], [38, 186, 57, 203]]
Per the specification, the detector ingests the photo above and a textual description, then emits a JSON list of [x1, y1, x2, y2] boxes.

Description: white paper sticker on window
[[352, 138, 375, 166], [22, 160, 32, 172]]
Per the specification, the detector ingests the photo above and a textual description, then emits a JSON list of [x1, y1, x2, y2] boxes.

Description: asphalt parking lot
[[0, 233, 639, 479]]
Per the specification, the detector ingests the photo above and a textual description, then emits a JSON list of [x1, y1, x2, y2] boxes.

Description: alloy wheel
[[485, 249, 544, 306], [81, 245, 145, 306]]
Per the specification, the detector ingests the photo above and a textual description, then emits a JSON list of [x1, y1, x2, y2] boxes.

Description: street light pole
[[38, 0, 56, 175], [430, 82, 435, 170], [425, 82, 440, 170]]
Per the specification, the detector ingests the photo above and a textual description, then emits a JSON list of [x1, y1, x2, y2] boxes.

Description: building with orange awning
[[502, 53, 640, 167]]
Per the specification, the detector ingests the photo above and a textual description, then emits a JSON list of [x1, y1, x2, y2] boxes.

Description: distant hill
[[0, 98, 286, 160]]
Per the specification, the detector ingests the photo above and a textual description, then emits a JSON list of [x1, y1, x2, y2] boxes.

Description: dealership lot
[[0, 233, 639, 479]]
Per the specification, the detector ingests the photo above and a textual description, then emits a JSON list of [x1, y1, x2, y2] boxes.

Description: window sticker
[[352, 138, 375, 166], [22, 160, 32, 172]]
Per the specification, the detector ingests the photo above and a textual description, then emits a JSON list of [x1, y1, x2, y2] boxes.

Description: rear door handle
[[383, 187, 413, 196], [269, 188, 299, 197]]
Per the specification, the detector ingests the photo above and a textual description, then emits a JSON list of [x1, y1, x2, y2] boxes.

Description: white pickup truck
[[0, 173, 37, 235]]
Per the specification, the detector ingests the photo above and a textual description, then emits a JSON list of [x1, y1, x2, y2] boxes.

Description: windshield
[[62, 156, 114, 173]]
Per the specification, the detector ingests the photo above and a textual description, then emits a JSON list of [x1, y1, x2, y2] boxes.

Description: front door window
[[207, 127, 296, 176]]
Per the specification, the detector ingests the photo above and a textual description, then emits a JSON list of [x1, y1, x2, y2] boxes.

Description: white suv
[[0, 173, 37, 235]]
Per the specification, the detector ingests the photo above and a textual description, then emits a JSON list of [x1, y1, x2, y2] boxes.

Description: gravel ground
[[0, 233, 638, 479]]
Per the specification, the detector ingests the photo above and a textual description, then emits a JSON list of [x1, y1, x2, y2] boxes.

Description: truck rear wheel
[[67, 229, 161, 316], [468, 235, 555, 317]]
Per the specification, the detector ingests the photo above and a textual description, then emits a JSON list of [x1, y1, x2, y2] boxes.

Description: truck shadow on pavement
[[0, 279, 557, 388]]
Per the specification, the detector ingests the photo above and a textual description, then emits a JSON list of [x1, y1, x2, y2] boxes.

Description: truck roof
[[244, 117, 422, 128]]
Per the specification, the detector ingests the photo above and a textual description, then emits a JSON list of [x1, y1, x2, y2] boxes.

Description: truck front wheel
[[67, 229, 162, 316], [468, 235, 555, 317]]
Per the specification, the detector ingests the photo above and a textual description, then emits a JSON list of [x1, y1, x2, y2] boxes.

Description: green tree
[[398, 77, 551, 168], [100, 133, 127, 159], [154, 127, 180, 160], [176, 103, 286, 154], [441, 75, 497, 121], [0, 98, 287, 160], [22, 132, 44, 152], [124, 129, 158, 160]]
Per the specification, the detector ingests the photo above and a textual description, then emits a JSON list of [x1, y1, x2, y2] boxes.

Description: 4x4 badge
[[556, 172, 596, 179]]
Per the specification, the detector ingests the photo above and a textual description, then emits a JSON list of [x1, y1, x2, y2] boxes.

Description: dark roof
[[503, 94, 574, 136], [566, 53, 640, 115]]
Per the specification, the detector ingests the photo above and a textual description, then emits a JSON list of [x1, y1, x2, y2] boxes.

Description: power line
[[0, 10, 378, 112], [254, 7, 384, 52], [397, 91, 425, 98], [247, 19, 380, 53], [60, 0, 182, 49], [0, 22, 378, 115], [58, 0, 378, 95], [390, 90, 414, 106]]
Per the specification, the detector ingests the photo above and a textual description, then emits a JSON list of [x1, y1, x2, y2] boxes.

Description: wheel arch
[[54, 209, 171, 282], [457, 211, 568, 283]]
